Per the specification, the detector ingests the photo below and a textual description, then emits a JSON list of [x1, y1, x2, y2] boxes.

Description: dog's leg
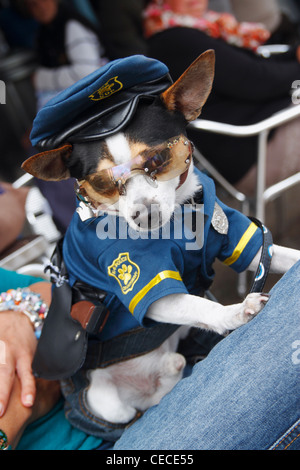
[[87, 369, 137, 424], [146, 292, 268, 336], [248, 244, 300, 274]]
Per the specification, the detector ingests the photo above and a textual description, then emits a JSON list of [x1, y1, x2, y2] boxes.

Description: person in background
[[22, 0, 109, 108], [143, 0, 300, 194], [92, 0, 149, 59], [12, 0, 109, 234], [144, 0, 271, 52], [0, 183, 29, 253]]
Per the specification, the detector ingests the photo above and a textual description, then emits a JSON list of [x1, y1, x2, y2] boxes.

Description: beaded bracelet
[[0, 288, 48, 339], [0, 429, 10, 451]]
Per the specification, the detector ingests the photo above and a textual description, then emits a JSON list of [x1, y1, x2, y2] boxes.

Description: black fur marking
[[123, 97, 187, 146], [66, 140, 111, 179]]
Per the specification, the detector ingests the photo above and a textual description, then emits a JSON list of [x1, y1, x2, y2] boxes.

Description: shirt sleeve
[[215, 199, 263, 273], [34, 20, 108, 91], [98, 238, 188, 325]]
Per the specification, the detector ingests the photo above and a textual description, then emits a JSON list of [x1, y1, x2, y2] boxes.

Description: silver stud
[[75, 331, 81, 341]]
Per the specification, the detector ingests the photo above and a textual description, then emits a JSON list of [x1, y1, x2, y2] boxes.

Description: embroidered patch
[[89, 76, 123, 101], [108, 252, 140, 295]]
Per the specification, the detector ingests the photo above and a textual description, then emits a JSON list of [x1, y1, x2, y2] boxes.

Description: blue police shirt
[[63, 168, 262, 341]]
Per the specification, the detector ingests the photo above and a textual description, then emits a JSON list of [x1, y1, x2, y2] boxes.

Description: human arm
[[34, 20, 107, 92], [96, 0, 148, 58], [0, 281, 51, 416], [148, 27, 300, 102], [0, 183, 29, 252], [0, 375, 60, 450]]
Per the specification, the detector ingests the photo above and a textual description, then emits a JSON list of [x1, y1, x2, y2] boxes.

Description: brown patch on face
[[96, 157, 115, 172], [128, 140, 149, 159], [94, 142, 115, 172]]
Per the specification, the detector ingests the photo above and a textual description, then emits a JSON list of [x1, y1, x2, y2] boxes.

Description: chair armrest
[[188, 104, 300, 137], [256, 44, 290, 58]]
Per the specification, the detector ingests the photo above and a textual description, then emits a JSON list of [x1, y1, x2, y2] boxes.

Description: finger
[[16, 356, 36, 408], [0, 360, 15, 416]]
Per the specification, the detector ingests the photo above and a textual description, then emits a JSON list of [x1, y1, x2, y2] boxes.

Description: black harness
[[32, 202, 273, 380]]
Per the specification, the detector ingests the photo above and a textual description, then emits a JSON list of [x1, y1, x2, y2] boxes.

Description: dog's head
[[22, 51, 214, 231]]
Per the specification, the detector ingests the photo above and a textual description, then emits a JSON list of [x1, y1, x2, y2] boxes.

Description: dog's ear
[[21, 144, 72, 181], [161, 50, 215, 122]]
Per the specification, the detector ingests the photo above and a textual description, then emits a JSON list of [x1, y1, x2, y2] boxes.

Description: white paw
[[219, 292, 269, 334], [163, 352, 186, 376], [242, 292, 269, 317], [234, 292, 269, 328], [87, 393, 137, 424], [104, 404, 137, 424]]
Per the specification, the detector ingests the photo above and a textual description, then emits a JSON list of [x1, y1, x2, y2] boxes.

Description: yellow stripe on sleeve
[[129, 270, 182, 314], [222, 222, 258, 266]]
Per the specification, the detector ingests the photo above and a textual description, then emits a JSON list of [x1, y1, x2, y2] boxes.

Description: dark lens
[[145, 149, 170, 173], [152, 153, 165, 166], [88, 174, 116, 196]]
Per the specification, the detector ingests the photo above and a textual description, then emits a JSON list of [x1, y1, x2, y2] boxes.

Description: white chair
[[189, 103, 300, 222], [189, 103, 300, 296]]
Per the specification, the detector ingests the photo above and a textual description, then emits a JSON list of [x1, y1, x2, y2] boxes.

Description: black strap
[[32, 239, 109, 379], [84, 324, 180, 369], [249, 217, 273, 293]]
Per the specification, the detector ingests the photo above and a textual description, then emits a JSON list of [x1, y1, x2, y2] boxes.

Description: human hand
[[0, 376, 61, 450], [27, 378, 61, 426], [0, 281, 51, 417], [0, 310, 37, 417]]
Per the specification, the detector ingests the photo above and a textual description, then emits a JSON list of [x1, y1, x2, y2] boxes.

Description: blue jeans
[[113, 261, 300, 450]]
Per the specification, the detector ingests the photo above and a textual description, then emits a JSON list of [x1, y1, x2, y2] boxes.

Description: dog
[[22, 52, 300, 435]]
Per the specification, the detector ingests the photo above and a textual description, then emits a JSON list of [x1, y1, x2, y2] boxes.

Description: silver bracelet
[[0, 288, 48, 338]]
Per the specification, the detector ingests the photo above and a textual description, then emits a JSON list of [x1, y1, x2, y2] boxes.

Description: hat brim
[[36, 74, 172, 150]]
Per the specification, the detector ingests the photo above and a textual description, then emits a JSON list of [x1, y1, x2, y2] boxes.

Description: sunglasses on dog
[[76, 135, 193, 208]]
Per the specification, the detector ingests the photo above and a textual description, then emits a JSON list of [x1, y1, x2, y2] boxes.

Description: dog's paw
[[234, 292, 269, 328], [218, 292, 269, 334], [242, 292, 269, 316], [162, 352, 186, 376]]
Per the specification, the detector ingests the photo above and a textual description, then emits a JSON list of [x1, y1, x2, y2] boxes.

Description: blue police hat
[[30, 55, 172, 150]]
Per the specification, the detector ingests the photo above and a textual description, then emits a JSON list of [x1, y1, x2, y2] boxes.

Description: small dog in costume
[[22, 52, 300, 440]]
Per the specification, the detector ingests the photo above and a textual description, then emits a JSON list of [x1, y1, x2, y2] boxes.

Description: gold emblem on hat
[[89, 76, 123, 101], [108, 252, 140, 295]]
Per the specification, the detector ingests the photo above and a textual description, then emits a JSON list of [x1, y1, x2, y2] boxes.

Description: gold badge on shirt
[[108, 252, 140, 295]]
